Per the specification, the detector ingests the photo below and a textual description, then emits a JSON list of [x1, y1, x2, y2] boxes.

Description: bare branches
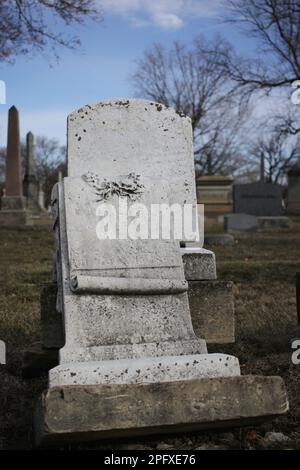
[[223, 0, 300, 92], [247, 119, 300, 183], [0, 0, 102, 62], [132, 35, 248, 176]]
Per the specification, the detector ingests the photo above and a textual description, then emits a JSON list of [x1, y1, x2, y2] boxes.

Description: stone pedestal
[[36, 376, 288, 446], [0, 195, 31, 226], [196, 176, 233, 228]]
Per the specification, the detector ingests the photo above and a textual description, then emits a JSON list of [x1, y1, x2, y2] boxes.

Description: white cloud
[[99, 0, 222, 30], [153, 12, 183, 30]]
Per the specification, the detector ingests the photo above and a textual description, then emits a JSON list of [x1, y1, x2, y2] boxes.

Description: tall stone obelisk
[[23, 131, 41, 212], [5, 106, 23, 198], [0, 106, 29, 225]]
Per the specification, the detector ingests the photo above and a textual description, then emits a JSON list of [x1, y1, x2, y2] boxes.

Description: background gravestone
[[287, 163, 300, 215], [196, 175, 233, 228], [233, 182, 282, 216], [0, 106, 29, 226], [23, 132, 41, 213]]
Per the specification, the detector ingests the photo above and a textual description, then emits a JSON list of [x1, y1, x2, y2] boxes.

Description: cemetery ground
[[0, 221, 299, 450]]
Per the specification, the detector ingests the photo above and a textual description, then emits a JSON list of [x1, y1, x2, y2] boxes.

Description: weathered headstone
[[35, 100, 288, 446], [233, 182, 282, 216], [0, 106, 29, 226], [23, 132, 41, 212], [287, 163, 300, 215]]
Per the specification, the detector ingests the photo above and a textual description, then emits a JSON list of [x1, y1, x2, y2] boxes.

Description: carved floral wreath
[[82, 171, 144, 202]]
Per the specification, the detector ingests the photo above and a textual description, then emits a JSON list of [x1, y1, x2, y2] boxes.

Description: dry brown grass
[[0, 221, 299, 449]]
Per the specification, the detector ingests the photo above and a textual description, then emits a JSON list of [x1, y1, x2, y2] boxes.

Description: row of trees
[[0, 1, 299, 184], [131, 0, 300, 182]]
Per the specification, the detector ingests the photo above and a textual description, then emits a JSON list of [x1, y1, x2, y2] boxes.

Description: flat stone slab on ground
[[35, 375, 288, 446], [257, 216, 290, 229]]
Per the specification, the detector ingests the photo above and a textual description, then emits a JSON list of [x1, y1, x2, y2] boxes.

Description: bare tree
[[222, 0, 300, 94], [28, 136, 66, 206], [132, 36, 248, 175], [247, 122, 300, 183], [0, 0, 102, 62]]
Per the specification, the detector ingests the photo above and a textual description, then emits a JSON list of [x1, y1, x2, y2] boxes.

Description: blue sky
[[0, 0, 256, 145]]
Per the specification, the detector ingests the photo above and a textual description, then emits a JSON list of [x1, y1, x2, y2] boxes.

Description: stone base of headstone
[[188, 281, 235, 344], [35, 375, 288, 446], [0, 195, 32, 226], [257, 216, 290, 230], [23, 175, 41, 214], [21, 254, 235, 378], [40, 279, 235, 349]]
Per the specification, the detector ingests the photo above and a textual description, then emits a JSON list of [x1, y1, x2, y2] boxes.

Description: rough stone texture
[[257, 216, 290, 230], [196, 176, 233, 228], [41, 283, 64, 349], [22, 342, 59, 379], [53, 102, 205, 367], [204, 234, 235, 246], [188, 281, 235, 344], [181, 248, 216, 280], [233, 182, 282, 216], [287, 164, 300, 215], [35, 375, 288, 446], [67, 99, 197, 236], [22, 278, 236, 379], [224, 213, 259, 232], [49, 353, 240, 387]]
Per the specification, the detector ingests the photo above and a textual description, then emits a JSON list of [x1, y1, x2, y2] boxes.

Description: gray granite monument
[[233, 182, 282, 216]]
